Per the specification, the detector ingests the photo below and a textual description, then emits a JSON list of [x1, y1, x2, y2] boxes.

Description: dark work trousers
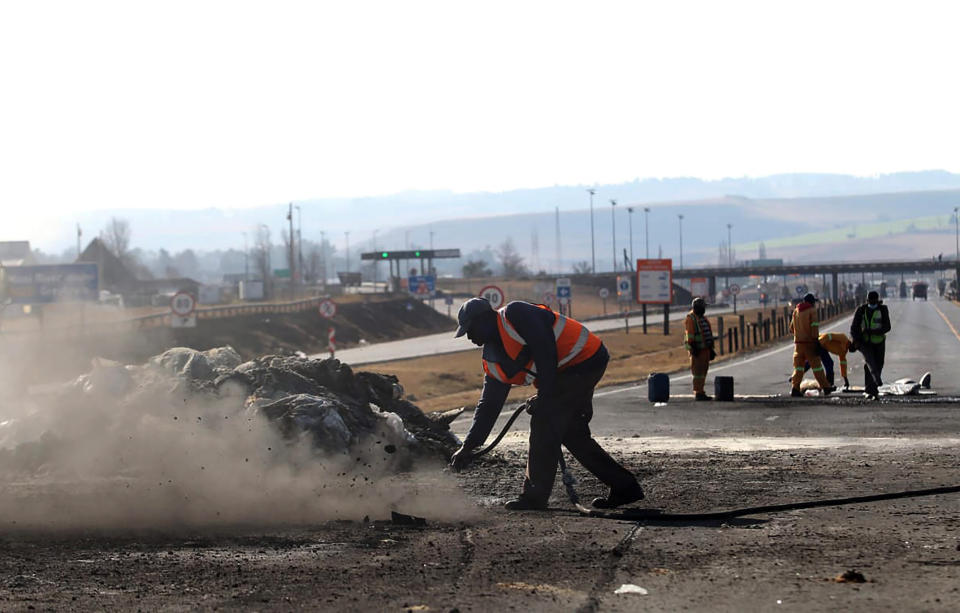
[[805, 347, 835, 385], [522, 352, 639, 505], [860, 341, 886, 395]]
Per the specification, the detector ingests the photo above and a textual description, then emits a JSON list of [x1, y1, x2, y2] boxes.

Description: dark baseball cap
[[454, 297, 493, 338]]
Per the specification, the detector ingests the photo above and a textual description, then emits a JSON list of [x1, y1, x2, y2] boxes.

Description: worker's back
[[791, 302, 819, 343]]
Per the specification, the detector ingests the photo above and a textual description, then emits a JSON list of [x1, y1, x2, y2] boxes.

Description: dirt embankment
[[2, 298, 453, 390]]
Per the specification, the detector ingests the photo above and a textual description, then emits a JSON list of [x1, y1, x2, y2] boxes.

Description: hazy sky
[[2, 0, 959, 240]]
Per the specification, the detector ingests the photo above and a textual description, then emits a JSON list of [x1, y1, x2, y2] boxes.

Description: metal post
[[678, 213, 684, 269], [610, 199, 617, 273], [642, 303, 648, 334], [663, 304, 669, 336], [643, 207, 651, 259], [588, 188, 596, 274], [627, 207, 635, 266], [727, 223, 733, 267]]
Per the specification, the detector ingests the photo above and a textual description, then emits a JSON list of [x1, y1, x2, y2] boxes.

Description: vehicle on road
[[912, 282, 928, 301]]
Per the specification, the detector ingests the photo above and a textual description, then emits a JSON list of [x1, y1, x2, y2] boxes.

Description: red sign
[[635, 259, 673, 304]]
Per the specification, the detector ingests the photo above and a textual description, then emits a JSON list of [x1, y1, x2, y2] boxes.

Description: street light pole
[[345, 231, 350, 273], [727, 223, 733, 267], [295, 205, 303, 285], [610, 199, 617, 272], [678, 213, 684, 269], [587, 189, 596, 274], [627, 207, 635, 267], [643, 207, 651, 259]]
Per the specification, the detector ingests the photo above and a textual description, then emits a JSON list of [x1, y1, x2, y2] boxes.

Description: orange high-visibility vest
[[482, 304, 602, 386]]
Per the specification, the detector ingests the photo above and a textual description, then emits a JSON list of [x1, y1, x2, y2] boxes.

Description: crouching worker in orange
[[448, 297, 644, 511], [684, 297, 716, 400], [790, 293, 831, 397], [804, 332, 856, 390]]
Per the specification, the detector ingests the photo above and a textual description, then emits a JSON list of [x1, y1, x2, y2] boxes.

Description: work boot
[[592, 484, 645, 509], [695, 392, 713, 401], [504, 496, 548, 511], [790, 388, 803, 398], [821, 387, 832, 397]]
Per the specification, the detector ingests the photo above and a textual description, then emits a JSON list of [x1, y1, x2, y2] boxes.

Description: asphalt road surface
[[3, 298, 958, 611]]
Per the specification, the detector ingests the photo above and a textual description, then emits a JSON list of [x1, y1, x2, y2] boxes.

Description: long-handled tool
[[468, 400, 581, 505]]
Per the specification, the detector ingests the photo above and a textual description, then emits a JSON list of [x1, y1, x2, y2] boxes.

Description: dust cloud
[[0, 331, 475, 532]]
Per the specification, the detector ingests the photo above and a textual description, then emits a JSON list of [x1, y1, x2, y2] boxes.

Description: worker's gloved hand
[[450, 444, 476, 472], [709, 348, 717, 361], [524, 395, 539, 415]]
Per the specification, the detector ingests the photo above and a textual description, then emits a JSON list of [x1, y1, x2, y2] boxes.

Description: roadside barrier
[[714, 297, 857, 357]]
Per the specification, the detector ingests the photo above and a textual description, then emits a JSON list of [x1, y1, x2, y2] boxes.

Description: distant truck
[[912, 282, 928, 301]]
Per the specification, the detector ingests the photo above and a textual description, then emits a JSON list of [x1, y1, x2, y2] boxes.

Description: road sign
[[617, 276, 632, 302], [730, 284, 741, 295], [444, 296, 454, 306], [273, 268, 291, 278], [2, 263, 99, 304], [170, 314, 197, 328], [796, 284, 808, 296], [479, 285, 505, 309], [635, 259, 673, 304], [690, 277, 708, 298], [598, 288, 610, 299], [318, 298, 337, 319], [543, 292, 555, 305], [170, 291, 196, 316], [408, 275, 436, 296], [556, 277, 572, 300]]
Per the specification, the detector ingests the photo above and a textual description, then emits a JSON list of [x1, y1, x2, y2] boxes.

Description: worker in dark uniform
[[449, 297, 644, 511], [850, 290, 891, 398]]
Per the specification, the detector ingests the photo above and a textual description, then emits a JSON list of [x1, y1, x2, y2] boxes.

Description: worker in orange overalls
[[789, 293, 831, 397], [683, 297, 716, 400]]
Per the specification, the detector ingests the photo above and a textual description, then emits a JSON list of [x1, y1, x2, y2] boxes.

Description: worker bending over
[[683, 297, 716, 400], [790, 293, 831, 397], [803, 332, 856, 390], [850, 290, 891, 398], [449, 298, 644, 511]]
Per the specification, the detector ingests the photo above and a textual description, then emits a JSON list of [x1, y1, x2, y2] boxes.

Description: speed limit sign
[[318, 298, 337, 319], [170, 291, 196, 316], [479, 285, 505, 309], [598, 288, 610, 299], [170, 291, 197, 328], [730, 284, 741, 295]]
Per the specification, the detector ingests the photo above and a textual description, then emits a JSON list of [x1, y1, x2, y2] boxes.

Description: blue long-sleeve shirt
[[462, 301, 604, 448]]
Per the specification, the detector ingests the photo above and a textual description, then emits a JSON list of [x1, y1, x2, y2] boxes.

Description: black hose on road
[[576, 484, 960, 521]]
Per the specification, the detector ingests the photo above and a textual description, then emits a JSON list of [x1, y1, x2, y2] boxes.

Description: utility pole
[[727, 223, 733, 267], [287, 203, 295, 292], [295, 205, 303, 285], [587, 188, 596, 274], [76, 224, 82, 258], [627, 207, 634, 267], [320, 230, 326, 290], [243, 231, 249, 280], [372, 229, 379, 288], [678, 213, 684, 269], [345, 231, 350, 273], [555, 206, 562, 274], [643, 207, 651, 259], [610, 199, 617, 272]]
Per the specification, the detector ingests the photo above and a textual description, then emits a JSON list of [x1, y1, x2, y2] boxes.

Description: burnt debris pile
[[2, 347, 462, 475]]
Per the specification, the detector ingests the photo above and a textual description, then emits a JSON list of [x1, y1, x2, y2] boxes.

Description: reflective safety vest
[[482, 304, 602, 386], [684, 312, 714, 352], [861, 307, 886, 343]]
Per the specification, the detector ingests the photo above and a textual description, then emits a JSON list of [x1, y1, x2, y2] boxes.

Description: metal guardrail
[[1, 297, 326, 337]]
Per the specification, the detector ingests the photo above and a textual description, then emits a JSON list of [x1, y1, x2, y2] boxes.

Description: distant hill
[[40, 171, 960, 275]]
